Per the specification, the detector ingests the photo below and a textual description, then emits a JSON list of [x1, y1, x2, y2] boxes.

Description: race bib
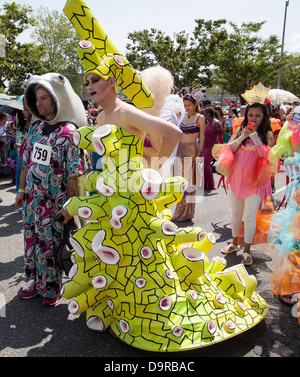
[[32, 142, 52, 166]]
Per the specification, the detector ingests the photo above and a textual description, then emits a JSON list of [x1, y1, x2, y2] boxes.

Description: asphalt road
[[0, 166, 299, 359]]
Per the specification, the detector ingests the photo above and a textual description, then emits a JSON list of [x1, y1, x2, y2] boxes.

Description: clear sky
[[3, 0, 300, 54]]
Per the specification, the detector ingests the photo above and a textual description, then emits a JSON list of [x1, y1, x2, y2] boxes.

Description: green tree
[[0, 2, 45, 95], [30, 7, 84, 96], [189, 19, 228, 87], [280, 53, 300, 97], [214, 22, 282, 100], [126, 19, 227, 90], [126, 20, 283, 100], [126, 29, 190, 89]]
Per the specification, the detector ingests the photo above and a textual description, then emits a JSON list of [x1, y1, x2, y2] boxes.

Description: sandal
[[221, 243, 241, 254], [241, 253, 253, 266], [276, 294, 297, 307]]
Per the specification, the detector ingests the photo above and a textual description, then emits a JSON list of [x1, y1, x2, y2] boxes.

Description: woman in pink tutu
[[221, 102, 274, 265]]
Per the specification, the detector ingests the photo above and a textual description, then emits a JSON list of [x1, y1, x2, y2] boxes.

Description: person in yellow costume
[[268, 111, 300, 312], [59, 0, 269, 352]]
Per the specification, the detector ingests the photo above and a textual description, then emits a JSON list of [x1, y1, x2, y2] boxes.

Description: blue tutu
[[268, 152, 300, 255]]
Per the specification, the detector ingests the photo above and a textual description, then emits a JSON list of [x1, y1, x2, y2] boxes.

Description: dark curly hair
[[240, 102, 272, 145]]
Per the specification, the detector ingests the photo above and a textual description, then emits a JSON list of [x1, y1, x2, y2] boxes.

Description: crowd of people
[[0, 77, 297, 313], [0, 93, 289, 196], [0, 81, 299, 307], [0, 0, 299, 352], [0, 2, 298, 324]]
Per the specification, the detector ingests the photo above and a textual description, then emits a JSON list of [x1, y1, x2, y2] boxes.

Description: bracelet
[[18, 189, 25, 193], [234, 138, 242, 146]]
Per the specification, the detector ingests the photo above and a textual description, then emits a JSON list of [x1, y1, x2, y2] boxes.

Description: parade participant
[[214, 104, 227, 134], [221, 102, 275, 265], [60, 0, 270, 353], [172, 93, 205, 222], [15, 73, 86, 306], [81, 68, 181, 162], [202, 107, 222, 191], [268, 110, 300, 309]]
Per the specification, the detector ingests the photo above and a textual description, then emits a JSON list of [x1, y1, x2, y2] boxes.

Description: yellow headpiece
[[63, 0, 154, 109], [241, 82, 271, 105]]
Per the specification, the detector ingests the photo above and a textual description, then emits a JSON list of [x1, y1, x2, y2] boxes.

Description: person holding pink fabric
[[221, 102, 275, 265]]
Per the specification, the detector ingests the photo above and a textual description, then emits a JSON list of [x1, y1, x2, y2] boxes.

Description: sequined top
[[180, 115, 201, 134]]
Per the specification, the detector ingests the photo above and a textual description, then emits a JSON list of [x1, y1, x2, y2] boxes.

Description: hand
[[15, 192, 24, 208], [247, 122, 256, 132], [55, 208, 73, 224], [228, 128, 248, 152], [244, 122, 256, 135], [241, 128, 250, 139]]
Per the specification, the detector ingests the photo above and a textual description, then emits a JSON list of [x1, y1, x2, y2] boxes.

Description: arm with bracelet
[[15, 161, 27, 208], [228, 128, 248, 152]]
